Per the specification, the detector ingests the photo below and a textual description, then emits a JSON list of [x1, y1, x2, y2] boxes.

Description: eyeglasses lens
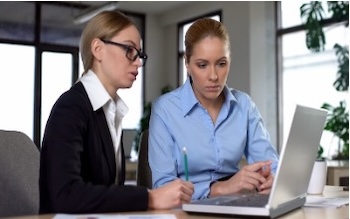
[[126, 47, 147, 66]]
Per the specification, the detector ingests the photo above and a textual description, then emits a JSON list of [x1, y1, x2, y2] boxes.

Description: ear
[[91, 38, 104, 61]]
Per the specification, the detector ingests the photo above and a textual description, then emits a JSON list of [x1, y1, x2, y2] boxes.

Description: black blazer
[[39, 82, 148, 214]]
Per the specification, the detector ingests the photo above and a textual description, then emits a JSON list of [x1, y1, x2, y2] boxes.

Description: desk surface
[[12, 186, 348, 219]]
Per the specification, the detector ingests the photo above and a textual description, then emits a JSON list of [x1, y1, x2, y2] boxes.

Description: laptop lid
[[268, 104, 327, 209], [183, 104, 328, 218]]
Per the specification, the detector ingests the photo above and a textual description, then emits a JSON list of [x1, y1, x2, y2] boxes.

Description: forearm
[[209, 180, 228, 197]]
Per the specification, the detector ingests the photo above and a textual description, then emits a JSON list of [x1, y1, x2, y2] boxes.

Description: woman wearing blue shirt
[[148, 18, 279, 200]]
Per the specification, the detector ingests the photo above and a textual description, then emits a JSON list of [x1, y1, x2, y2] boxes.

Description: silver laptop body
[[183, 104, 328, 218]]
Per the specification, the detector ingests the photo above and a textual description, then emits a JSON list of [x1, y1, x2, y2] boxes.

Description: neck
[[91, 67, 118, 101]]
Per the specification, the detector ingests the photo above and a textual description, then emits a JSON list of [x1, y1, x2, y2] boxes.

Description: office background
[[0, 1, 347, 159]]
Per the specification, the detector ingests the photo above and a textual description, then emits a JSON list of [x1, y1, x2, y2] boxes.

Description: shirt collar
[[180, 78, 238, 116], [115, 96, 128, 118], [180, 78, 199, 116], [224, 85, 238, 105], [79, 70, 118, 112]]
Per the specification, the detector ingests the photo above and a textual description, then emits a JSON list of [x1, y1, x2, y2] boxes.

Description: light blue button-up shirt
[[148, 79, 279, 200]]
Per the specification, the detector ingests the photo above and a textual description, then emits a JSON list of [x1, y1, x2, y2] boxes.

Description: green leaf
[[321, 101, 349, 158], [300, 1, 326, 52], [327, 1, 349, 24], [317, 145, 324, 159], [333, 44, 349, 92]]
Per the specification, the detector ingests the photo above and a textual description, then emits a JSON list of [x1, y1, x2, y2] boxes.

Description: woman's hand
[[210, 160, 273, 196], [148, 179, 194, 210], [257, 164, 274, 194]]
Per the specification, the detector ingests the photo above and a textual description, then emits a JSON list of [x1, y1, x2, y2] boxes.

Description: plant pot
[[307, 159, 327, 194]]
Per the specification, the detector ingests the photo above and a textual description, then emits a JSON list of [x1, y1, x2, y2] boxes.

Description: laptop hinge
[[269, 194, 307, 209]]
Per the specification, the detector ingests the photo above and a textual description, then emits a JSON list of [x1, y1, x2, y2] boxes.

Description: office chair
[[136, 129, 152, 189], [0, 130, 40, 217]]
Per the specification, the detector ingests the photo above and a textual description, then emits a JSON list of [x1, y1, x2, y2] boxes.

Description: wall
[[144, 14, 167, 101], [248, 2, 278, 149], [143, 2, 279, 149]]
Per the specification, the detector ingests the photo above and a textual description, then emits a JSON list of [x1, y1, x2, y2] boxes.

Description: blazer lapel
[[95, 108, 116, 182], [120, 132, 125, 184]]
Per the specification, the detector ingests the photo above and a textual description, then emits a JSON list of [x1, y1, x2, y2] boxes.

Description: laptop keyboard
[[222, 194, 269, 207]]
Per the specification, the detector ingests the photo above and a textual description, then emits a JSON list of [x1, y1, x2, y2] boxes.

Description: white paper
[[305, 196, 349, 208], [54, 214, 177, 219]]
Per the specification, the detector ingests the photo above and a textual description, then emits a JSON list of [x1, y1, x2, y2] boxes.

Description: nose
[[209, 66, 218, 81], [133, 56, 143, 67]]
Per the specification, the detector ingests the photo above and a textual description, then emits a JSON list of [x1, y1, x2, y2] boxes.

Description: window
[[0, 44, 35, 138], [41, 52, 73, 141], [280, 1, 332, 28], [178, 12, 221, 86], [278, 2, 348, 158]]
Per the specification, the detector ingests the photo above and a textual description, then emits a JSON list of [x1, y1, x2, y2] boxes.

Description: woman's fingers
[[211, 161, 275, 196], [180, 180, 194, 202], [245, 160, 272, 172], [238, 161, 273, 191], [259, 174, 274, 191], [149, 179, 194, 209]]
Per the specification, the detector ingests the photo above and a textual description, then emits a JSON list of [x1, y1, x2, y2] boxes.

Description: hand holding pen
[[148, 147, 193, 209]]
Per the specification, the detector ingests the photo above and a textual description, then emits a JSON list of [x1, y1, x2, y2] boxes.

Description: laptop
[[183, 104, 328, 218]]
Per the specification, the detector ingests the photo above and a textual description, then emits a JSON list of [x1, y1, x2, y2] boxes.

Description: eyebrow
[[122, 40, 141, 50], [194, 57, 228, 62]]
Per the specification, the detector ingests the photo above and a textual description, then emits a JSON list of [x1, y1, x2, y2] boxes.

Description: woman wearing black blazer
[[39, 11, 193, 214]]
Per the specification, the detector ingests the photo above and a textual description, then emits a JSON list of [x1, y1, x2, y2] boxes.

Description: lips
[[129, 71, 138, 80], [206, 85, 220, 92]]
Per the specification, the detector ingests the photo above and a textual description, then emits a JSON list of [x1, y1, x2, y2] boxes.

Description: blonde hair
[[185, 18, 230, 63], [80, 11, 135, 74]]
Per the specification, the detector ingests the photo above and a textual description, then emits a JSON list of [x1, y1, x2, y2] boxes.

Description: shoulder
[[229, 88, 255, 109], [61, 82, 88, 102], [57, 82, 88, 103], [153, 87, 181, 108], [228, 88, 263, 120], [52, 82, 92, 116]]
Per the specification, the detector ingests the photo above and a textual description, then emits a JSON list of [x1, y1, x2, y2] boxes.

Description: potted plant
[[300, 1, 349, 160], [317, 145, 325, 161], [308, 145, 328, 194]]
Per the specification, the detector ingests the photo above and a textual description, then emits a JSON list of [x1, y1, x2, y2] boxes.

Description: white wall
[[248, 2, 278, 148], [143, 1, 278, 148]]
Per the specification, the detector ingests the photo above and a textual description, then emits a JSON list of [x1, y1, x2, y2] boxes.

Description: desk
[[11, 186, 348, 219], [327, 160, 349, 186]]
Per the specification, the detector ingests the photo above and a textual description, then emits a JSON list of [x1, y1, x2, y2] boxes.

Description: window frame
[[276, 1, 349, 153]]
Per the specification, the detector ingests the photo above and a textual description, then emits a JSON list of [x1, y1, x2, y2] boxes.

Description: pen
[[183, 147, 189, 181]]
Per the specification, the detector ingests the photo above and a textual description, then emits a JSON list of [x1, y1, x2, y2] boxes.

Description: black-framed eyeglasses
[[100, 39, 148, 66]]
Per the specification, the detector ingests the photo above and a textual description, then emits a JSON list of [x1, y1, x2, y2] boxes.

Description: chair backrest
[[0, 130, 40, 217], [136, 130, 152, 189]]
